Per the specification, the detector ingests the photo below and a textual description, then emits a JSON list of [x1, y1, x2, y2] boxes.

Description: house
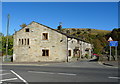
[[13, 21, 93, 62]]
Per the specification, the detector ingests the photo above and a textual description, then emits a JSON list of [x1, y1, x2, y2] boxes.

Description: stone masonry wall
[[13, 22, 67, 62]]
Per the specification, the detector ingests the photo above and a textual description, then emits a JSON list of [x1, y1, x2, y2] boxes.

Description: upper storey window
[[25, 28, 29, 32], [42, 33, 48, 40]]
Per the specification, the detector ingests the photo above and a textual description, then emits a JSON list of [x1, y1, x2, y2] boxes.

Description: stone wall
[[68, 38, 93, 60], [13, 22, 67, 62]]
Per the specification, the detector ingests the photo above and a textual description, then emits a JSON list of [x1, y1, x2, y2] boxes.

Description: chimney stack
[[57, 22, 62, 31]]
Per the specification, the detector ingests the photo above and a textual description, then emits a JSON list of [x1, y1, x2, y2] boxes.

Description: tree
[[2, 35, 13, 55], [20, 23, 27, 28]]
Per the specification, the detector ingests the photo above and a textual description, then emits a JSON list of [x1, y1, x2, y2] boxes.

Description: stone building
[[13, 21, 93, 62]]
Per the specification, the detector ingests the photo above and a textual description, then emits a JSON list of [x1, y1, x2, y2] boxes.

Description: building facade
[[13, 21, 92, 62]]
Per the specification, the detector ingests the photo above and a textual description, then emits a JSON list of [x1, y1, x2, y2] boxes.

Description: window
[[25, 39, 26, 45], [22, 39, 23, 45], [42, 33, 48, 40], [27, 39, 29, 45], [19, 39, 21, 45], [25, 28, 29, 32], [18, 38, 29, 46], [42, 49, 49, 56], [68, 50, 71, 56]]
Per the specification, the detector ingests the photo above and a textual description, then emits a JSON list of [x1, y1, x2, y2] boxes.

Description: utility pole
[[6, 14, 10, 58]]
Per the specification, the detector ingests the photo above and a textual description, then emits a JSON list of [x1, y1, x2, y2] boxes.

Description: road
[[1, 61, 119, 83]]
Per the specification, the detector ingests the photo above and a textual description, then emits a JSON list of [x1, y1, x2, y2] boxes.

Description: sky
[[2, 2, 118, 35]]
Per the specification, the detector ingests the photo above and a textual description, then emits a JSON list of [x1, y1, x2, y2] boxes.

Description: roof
[[14, 21, 89, 43]]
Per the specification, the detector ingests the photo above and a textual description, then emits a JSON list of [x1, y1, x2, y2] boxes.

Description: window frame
[[42, 33, 48, 40], [42, 49, 49, 56], [25, 28, 30, 32]]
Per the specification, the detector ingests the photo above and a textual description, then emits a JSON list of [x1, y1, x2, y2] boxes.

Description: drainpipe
[[66, 38, 68, 62]]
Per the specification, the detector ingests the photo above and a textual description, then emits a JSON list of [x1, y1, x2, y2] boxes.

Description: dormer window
[[25, 28, 29, 32]]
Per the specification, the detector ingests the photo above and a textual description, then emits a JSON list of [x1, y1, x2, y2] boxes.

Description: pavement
[[0, 59, 119, 68], [99, 60, 118, 68]]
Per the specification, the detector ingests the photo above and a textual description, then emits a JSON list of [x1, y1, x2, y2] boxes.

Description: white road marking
[[10, 70, 28, 84], [108, 77, 120, 79], [0, 70, 6, 72], [28, 71, 76, 76], [57, 73, 76, 76], [28, 71, 55, 74], [0, 78, 18, 82], [0, 73, 11, 76]]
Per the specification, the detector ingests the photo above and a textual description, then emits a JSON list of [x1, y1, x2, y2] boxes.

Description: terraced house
[[13, 21, 93, 62]]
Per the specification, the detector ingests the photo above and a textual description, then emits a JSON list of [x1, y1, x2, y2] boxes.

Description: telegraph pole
[[6, 14, 10, 58]]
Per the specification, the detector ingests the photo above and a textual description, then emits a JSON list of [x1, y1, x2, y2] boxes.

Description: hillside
[[61, 28, 111, 54]]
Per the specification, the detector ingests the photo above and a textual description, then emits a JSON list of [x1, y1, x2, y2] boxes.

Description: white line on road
[[28, 71, 55, 74], [10, 70, 28, 84], [0, 70, 6, 72], [28, 71, 76, 76], [0, 78, 18, 82], [108, 77, 120, 79], [0, 73, 11, 76], [57, 73, 76, 76]]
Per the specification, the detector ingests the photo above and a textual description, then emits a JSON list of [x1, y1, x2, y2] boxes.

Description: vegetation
[[62, 28, 120, 56], [20, 23, 27, 28], [0, 32, 13, 56]]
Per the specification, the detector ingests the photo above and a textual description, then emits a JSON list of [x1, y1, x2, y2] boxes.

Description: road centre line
[[10, 70, 28, 84], [28, 71, 55, 74], [0, 73, 11, 76], [1, 78, 18, 82], [108, 77, 120, 79], [57, 73, 76, 76], [28, 71, 76, 76]]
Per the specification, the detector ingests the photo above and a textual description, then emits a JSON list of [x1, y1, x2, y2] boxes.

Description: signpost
[[108, 37, 118, 61], [108, 37, 113, 61], [109, 41, 118, 61], [108, 37, 118, 60]]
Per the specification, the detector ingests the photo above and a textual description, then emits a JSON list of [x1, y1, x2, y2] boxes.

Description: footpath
[[99, 60, 118, 68], [1, 59, 119, 68]]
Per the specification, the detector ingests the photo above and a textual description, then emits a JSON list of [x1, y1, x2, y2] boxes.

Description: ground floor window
[[68, 50, 71, 56], [42, 49, 49, 56]]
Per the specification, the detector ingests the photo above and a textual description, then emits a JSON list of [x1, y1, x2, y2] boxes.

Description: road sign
[[109, 41, 118, 47], [108, 37, 113, 41]]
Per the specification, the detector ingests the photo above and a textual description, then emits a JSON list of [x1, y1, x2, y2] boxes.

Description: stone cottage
[[13, 21, 93, 62]]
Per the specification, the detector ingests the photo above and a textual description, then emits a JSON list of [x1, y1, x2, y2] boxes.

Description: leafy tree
[[20, 23, 27, 28], [2, 35, 13, 55]]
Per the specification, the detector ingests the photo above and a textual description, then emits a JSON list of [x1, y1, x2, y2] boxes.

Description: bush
[[85, 54, 88, 59]]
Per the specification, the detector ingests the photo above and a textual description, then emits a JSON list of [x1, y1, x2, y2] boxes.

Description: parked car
[[90, 54, 99, 61]]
